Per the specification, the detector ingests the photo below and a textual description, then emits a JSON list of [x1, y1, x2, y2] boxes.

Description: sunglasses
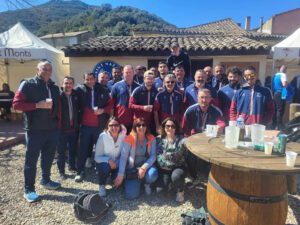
[[166, 81, 175, 84], [108, 124, 120, 127], [165, 124, 176, 129], [136, 123, 146, 128]]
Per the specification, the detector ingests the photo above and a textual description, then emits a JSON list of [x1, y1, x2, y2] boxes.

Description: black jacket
[[59, 90, 80, 131], [167, 50, 191, 79]]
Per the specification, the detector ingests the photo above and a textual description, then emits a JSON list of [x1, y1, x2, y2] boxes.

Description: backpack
[[280, 116, 300, 142], [73, 192, 110, 224], [181, 207, 210, 225]]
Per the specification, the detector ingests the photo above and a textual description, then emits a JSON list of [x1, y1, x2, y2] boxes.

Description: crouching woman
[[156, 118, 186, 202], [114, 118, 158, 199], [94, 117, 127, 197]]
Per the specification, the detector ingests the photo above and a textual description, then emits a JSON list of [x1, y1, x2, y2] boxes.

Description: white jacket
[[94, 125, 127, 165]]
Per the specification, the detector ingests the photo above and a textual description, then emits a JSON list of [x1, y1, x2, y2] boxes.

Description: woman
[[156, 118, 186, 202], [94, 117, 127, 197], [114, 118, 158, 199]]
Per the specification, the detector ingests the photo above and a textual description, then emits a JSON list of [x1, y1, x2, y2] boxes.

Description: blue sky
[[1, 0, 300, 28]]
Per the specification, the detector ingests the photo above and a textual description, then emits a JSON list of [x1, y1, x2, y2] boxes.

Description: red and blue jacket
[[217, 83, 241, 122], [13, 75, 60, 131], [184, 83, 218, 107], [182, 103, 225, 136], [129, 84, 158, 125], [76, 84, 112, 127], [111, 80, 140, 127], [154, 89, 184, 125], [229, 85, 274, 125]]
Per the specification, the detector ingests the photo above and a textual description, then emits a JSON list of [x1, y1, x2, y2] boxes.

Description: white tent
[[0, 22, 69, 91], [272, 27, 300, 60]]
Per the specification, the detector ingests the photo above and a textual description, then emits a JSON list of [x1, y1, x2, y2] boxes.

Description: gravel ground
[[0, 144, 299, 225]]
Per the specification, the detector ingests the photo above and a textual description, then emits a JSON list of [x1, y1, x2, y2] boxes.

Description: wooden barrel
[[207, 165, 288, 225]]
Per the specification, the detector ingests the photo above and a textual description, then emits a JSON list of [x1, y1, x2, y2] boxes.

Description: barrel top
[[185, 133, 300, 174]]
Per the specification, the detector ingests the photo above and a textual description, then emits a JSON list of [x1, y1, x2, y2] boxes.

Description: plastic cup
[[264, 142, 273, 155], [229, 121, 236, 126], [46, 98, 52, 102], [286, 151, 298, 167], [206, 125, 213, 137], [211, 125, 219, 137], [245, 125, 251, 138]]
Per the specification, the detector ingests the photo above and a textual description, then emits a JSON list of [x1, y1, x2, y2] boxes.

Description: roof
[[40, 30, 91, 39], [63, 35, 270, 57]]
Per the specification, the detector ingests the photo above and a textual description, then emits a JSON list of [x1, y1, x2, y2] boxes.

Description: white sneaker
[[144, 184, 152, 195], [85, 158, 92, 168], [99, 185, 106, 197], [156, 187, 163, 193], [176, 191, 184, 203]]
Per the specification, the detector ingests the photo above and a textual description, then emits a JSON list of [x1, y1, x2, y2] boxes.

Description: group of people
[[12, 53, 287, 204]]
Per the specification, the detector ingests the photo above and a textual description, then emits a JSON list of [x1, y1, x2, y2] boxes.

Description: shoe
[[85, 158, 92, 168], [176, 191, 184, 203], [59, 173, 67, 180], [75, 172, 84, 183], [68, 166, 77, 173], [41, 180, 61, 190], [144, 184, 152, 195], [156, 187, 163, 193], [99, 185, 106, 197], [24, 192, 40, 203]]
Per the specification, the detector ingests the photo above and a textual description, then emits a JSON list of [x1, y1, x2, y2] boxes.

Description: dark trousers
[[157, 167, 186, 191], [77, 125, 101, 173], [57, 130, 78, 173], [185, 151, 210, 178], [273, 92, 286, 130], [24, 130, 59, 193], [95, 162, 118, 185]]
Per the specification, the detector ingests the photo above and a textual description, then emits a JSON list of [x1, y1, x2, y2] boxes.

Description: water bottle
[[236, 115, 245, 140]]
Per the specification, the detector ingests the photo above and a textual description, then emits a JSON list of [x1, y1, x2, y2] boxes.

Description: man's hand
[[94, 108, 104, 115], [157, 87, 164, 92], [108, 160, 117, 170], [143, 105, 153, 112], [114, 175, 124, 188], [36, 100, 52, 109]]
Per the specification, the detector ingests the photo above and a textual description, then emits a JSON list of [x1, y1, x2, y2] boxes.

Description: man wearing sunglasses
[[184, 69, 217, 108], [129, 70, 158, 134], [230, 66, 274, 126], [154, 74, 184, 134]]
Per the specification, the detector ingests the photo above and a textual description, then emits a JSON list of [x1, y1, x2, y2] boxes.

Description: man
[[203, 66, 213, 86], [174, 65, 192, 92], [217, 66, 242, 123], [212, 64, 228, 91], [272, 65, 288, 130], [182, 89, 225, 178], [0, 83, 14, 121], [230, 66, 274, 126], [154, 74, 184, 134], [167, 42, 191, 80], [107, 67, 122, 91], [57, 76, 79, 179], [133, 65, 146, 85], [129, 70, 158, 134], [75, 72, 112, 182], [13, 60, 61, 202], [149, 66, 159, 78], [184, 69, 217, 107], [154, 61, 168, 92], [111, 65, 140, 133], [98, 71, 110, 87]]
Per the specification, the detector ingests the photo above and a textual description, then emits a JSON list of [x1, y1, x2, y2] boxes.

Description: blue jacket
[[230, 85, 274, 125], [184, 83, 217, 106]]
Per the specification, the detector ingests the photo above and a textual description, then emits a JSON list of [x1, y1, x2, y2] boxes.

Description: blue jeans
[[124, 166, 158, 199], [77, 125, 101, 173], [24, 130, 59, 193], [95, 162, 118, 185], [57, 130, 78, 173]]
